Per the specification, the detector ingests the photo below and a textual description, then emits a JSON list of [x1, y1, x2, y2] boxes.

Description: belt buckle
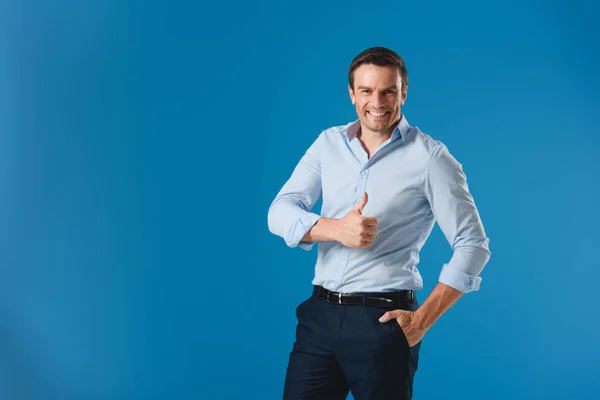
[[338, 293, 343, 304]]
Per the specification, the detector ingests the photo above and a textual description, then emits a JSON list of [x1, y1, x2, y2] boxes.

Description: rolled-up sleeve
[[424, 144, 491, 293], [267, 133, 323, 250]]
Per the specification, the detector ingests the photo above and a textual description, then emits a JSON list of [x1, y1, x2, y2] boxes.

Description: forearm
[[414, 282, 463, 330], [268, 199, 322, 248], [301, 217, 340, 243]]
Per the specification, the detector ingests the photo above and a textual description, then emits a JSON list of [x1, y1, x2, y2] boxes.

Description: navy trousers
[[283, 286, 421, 400]]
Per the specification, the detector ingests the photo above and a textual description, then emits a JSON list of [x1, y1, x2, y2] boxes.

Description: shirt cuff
[[284, 213, 321, 250], [438, 264, 482, 293]]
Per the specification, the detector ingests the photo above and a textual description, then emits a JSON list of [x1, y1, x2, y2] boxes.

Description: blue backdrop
[[1, 0, 599, 399]]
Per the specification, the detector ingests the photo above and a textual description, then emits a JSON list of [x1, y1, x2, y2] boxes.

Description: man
[[267, 47, 490, 400]]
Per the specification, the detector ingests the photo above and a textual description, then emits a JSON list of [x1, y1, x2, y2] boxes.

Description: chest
[[320, 142, 428, 219]]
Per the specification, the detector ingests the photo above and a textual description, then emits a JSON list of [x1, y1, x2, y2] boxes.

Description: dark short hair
[[348, 47, 408, 95]]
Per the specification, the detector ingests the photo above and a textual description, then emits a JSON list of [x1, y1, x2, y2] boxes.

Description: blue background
[[1, 0, 599, 399]]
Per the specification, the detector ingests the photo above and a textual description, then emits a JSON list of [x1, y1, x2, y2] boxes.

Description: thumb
[[353, 192, 369, 214], [379, 310, 402, 323]]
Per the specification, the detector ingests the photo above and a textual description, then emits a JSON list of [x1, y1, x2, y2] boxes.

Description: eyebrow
[[357, 85, 398, 91]]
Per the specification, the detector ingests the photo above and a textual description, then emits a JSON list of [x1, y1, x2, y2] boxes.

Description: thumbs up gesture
[[335, 192, 379, 248]]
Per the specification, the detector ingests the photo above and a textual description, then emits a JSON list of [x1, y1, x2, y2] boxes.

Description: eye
[[385, 90, 397, 95], [361, 89, 371, 94]]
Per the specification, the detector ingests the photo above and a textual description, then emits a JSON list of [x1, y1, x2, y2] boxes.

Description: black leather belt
[[315, 286, 414, 309]]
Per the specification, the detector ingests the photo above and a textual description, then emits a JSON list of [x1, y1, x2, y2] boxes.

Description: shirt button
[[362, 171, 367, 176]]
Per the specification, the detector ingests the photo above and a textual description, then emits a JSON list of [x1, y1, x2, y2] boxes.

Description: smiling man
[[268, 47, 491, 400]]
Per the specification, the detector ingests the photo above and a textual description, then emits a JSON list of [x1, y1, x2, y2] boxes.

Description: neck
[[357, 118, 401, 158]]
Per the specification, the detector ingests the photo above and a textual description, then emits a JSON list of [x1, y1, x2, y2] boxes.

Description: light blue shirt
[[267, 115, 490, 294]]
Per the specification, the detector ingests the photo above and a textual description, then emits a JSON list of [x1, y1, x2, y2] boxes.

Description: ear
[[400, 90, 407, 106], [348, 84, 356, 105]]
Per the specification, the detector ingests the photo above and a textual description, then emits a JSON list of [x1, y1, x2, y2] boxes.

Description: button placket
[[355, 169, 369, 200]]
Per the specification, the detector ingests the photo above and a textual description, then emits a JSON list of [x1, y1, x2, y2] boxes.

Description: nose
[[372, 92, 386, 108]]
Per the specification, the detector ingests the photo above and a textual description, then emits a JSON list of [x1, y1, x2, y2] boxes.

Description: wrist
[[321, 218, 342, 242], [413, 307, 431, 331], [306, 217, 341, 243]]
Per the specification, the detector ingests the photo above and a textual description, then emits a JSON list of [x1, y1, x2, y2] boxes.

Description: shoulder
[[399, 124, 450, 168], [300, 121, 355, 154], [406, 125, 446, 156], [410, 127, 464, 181], [323, 120, 356, 133], [401, 124, 466, 182], [322, 120, 356, 138], [310, 120, 358, 147]]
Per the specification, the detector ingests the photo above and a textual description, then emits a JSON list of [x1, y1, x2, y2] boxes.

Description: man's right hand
[[334, 192, 378, 248]]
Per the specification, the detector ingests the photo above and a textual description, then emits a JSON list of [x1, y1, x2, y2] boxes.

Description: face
[[349, 64, 406, 135]]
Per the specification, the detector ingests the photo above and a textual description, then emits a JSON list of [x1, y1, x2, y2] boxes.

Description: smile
[[367, 111, 390, 118]]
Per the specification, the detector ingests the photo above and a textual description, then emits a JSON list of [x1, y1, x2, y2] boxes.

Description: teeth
[[370, 112, 387, 117]]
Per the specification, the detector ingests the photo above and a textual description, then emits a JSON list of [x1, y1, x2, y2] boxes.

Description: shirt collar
[[345, 114, 411, 142]]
